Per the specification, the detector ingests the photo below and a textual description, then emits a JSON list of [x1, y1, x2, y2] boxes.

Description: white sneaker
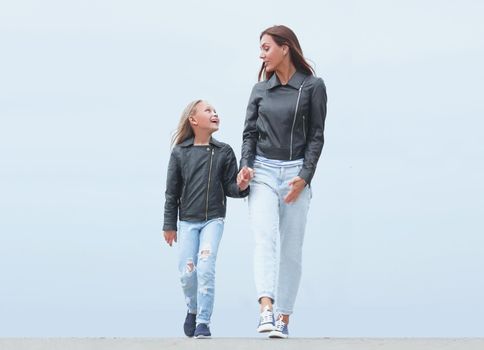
[[257, 306, 276, 333]]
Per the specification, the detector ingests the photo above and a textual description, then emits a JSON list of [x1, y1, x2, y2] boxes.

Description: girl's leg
[[195, 218, 224, 325], [178, 221, 200, 314]]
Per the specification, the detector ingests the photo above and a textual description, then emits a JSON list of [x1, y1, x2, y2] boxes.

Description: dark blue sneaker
[[183, 312, 196, 337], [269, 315, 289, 338], [194, 323, 211, 339]]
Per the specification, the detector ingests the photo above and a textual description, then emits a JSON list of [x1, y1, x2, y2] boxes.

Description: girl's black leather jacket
[[163, 137, 249, 231]]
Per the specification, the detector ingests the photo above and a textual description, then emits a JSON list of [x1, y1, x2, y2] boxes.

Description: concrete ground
[[1, 338, 483, 350]]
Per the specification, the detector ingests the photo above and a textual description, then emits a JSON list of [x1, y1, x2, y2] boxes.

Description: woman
[[237, 25, 327, 338]]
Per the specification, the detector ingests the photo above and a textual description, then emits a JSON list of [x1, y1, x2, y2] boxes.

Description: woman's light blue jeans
[[177, 218, 224, 325], [249, 160, 311, 315]]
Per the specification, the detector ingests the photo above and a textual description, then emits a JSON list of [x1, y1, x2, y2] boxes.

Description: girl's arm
[[223, 145, 250, 198], [164, 230, 177, 247], [163, 148, 182, 232]]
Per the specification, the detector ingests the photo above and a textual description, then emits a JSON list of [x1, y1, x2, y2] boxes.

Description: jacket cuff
[[163, 223, 177, 231], [298, 168, 313, 186], [240, 158, 254, 169], [238, 186, 250, 198]]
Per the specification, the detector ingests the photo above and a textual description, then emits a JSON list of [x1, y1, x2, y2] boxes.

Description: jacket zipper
[[220, 183, 225, 206], [205, 148, 214, 220], [290, 82, 305, 160], [302, 115, 306, 139]]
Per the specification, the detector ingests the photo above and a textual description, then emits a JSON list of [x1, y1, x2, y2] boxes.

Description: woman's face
[[191, 101, 219, 132], [259, 34, 286, 73]]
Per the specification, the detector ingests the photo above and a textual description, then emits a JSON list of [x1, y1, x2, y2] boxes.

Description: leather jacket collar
[[179, 137, 224, 148], [266, 70, 308, 90]]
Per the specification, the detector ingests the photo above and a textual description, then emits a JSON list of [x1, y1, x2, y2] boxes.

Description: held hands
[[237, 166, 254, 191], [284, 176, 307, 204], [163, 230, 177, 247]]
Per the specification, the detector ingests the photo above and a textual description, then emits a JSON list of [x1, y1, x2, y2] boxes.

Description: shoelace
[[260, 310, 273, 323], [274, 317, 286, 331]]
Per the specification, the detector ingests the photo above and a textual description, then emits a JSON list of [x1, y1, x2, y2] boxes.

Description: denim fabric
[[249, 160, 311, 315], [178, 218, 224, 324]]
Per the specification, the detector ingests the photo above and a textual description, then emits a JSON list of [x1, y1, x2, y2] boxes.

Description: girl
[[238, 25, 327, 338], [163, 99, 250, 338]]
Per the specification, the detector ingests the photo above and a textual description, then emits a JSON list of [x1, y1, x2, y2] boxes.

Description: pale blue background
[[1, 0, 483, 337]]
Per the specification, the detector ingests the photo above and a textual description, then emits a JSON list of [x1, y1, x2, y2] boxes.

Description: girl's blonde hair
[[171, 99, 203, 146]]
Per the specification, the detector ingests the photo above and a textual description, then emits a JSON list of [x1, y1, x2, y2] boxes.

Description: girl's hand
[[237, 166, 253, 191], [284, 176, 307, 203], [164, 230, 177, 246]]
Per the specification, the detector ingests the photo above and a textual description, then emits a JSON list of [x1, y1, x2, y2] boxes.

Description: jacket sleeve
[[223, 145, 249, 198], [240, 84, 260, 169], [163, 148, 182, 231], [299, 78, 327, 185]]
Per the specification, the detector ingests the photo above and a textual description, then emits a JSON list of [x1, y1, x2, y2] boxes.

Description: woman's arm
[[299, 78, 327, 185], [240, 84, 261, 170]]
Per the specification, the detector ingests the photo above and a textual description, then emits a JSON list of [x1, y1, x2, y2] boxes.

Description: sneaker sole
[[257, 323, 276, 333], [269, 330, 288, 339], [194, 334, 211, 339]]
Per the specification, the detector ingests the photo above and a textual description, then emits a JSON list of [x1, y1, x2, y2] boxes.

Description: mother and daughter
[[162, 25, 327, 339]]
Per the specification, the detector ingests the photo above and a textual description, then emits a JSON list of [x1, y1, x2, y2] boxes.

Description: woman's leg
[[249, 162, 280, 309], [276, 165, 312, 319]]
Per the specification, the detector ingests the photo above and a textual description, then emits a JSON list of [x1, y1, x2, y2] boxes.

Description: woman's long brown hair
[[258, 25, 315, 81]]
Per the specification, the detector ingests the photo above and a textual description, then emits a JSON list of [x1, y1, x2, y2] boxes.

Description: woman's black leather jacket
[[240, 71, 327, 185]]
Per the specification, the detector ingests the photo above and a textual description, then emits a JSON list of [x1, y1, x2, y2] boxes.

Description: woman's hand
[[163, 230, 177, 246], [284, 176, 307, 203], [237, 166, 254, 191]]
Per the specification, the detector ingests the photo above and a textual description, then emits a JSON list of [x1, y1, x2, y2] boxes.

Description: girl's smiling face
[[190, 101, 219, 133]]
